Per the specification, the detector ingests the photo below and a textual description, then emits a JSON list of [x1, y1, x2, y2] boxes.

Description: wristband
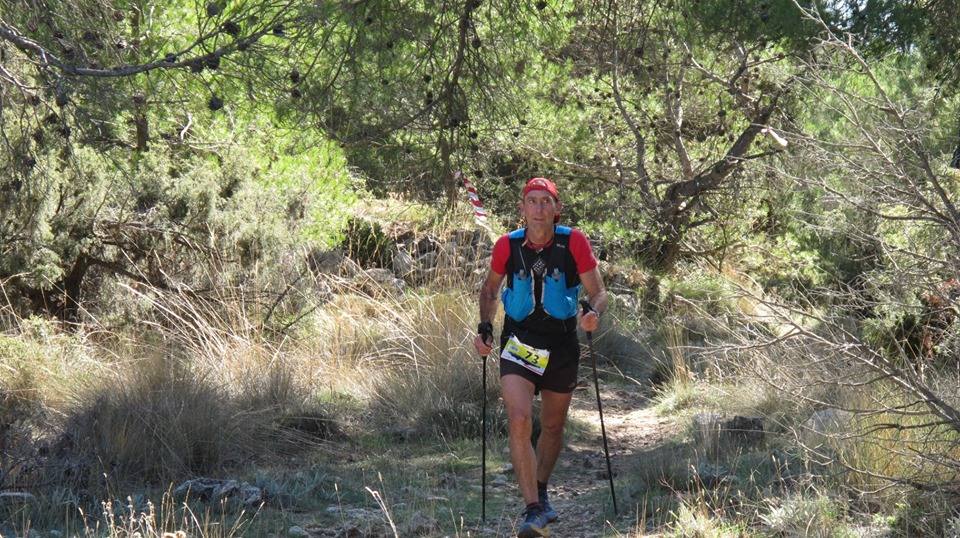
[[478, 321, 493, 340]]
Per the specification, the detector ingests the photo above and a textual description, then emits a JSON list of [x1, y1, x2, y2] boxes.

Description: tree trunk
[[24, 255, 89, 322]]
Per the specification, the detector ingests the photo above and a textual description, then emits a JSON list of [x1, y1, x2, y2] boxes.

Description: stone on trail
[[392, 249, 416, 277], [693, 413, 767, 456], [288, 525, 310, 537], [173, 478, 264, 507], [400, 511, 438, 535], [720, 415, 765, 448]]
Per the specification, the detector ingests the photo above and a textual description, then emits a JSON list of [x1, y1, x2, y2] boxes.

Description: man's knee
[[507, 407, 533, 428], [539, 418, 566, 438], [506, 407, 533, 434]]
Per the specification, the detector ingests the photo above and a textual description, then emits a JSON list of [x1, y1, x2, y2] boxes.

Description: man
[[474, 177, 607, 538]]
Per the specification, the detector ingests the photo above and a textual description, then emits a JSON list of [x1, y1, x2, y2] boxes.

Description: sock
[[537, 481, 548, 497], [526, 501, 542, 512]]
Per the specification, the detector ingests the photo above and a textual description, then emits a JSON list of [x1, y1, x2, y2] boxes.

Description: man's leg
[[535, 389, 573, 484], [501, 373, 538, 505]]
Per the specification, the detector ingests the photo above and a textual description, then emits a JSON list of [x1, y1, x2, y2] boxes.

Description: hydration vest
[[501, 226, 581, 323]]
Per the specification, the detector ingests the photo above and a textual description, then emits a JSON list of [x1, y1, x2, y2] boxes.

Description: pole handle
[[580, 300, 595, 341]]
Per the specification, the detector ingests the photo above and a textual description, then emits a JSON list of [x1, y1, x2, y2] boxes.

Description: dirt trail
[[484, 381, 675, 537]]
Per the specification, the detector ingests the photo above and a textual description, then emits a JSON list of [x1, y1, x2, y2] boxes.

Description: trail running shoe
[[539, 492, 558, 523], [517, 505, 551, 538]]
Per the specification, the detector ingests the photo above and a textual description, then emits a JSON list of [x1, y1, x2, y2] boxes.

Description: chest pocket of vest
[[542, 268, 579, 320], [502, 271, 535, 322]]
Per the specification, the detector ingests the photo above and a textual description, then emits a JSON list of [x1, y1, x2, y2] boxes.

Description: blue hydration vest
[[501, 226, 581, 323]]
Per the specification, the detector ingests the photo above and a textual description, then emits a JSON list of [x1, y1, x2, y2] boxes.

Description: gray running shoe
[[517, 505, 551, 537], [539, 491, 558, 522]]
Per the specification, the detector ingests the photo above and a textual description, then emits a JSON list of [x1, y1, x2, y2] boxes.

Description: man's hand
[[579, 300, 600, 333], [579, 310, 600, 332], [475, 321, 494, 356]]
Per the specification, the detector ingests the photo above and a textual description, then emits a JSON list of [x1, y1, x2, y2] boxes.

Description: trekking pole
[[481, 351, 487, 522], [478, 322, 493, 523], [580, 300, 618, 516]]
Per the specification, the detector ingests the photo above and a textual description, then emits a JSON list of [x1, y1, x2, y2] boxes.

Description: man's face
[[520, 190, 561, 226]]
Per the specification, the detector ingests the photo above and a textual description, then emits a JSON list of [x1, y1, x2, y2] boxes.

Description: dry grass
[[0, 250, 503, 534]]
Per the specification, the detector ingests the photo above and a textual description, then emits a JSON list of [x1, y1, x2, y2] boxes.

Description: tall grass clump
[[82, 491, 260, 538], [354, 290, 504, 439], [759, 491, 849, 537], [668, 500, 745, 538], [0, 282, 333, 498]]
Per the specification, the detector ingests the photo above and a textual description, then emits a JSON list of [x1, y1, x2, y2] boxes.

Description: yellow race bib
[[501, 335, 551, 376]]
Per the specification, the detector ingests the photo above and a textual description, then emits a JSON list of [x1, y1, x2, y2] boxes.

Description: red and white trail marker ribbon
[[456, 171, 496, 238], [459, 172, 488, 223]]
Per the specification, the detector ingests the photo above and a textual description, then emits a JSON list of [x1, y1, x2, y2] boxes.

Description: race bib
[[501, 335, 551, 376]]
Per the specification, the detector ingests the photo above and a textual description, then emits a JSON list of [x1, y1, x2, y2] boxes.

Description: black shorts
[[499, 324, 580, 394]]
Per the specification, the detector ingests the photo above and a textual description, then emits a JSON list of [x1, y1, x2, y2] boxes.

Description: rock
[[720, 416, 765, 448], [354, 268, 403, 294], [345, 507, 377, 520], [694, 461, 732, 488], [307, 248, 345, 274], [240, 484, 264, 507], [415, 236, 441, 255], [307, 248, 363, 278], [48, 531, 64, 538], [694, 414, 766, 456], [417, 251, 438, 269], [500, 463, 514, 474], [491, 474, 508, 487], [173, 478, 263, 507], [401, 511, 437, 535], [288, 525, 310, 537], [392, 249, 416, 277], [365, 267, 398, 284]]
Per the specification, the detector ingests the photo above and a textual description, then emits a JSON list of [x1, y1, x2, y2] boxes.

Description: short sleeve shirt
[[491, 228, 597, 276]]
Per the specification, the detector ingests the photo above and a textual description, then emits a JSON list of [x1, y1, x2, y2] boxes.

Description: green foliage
[[340, 217, 394, 269], [687, 0, 820, 48], [0, 106, 355, 319]]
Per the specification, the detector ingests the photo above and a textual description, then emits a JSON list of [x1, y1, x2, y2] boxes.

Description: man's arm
[[579, 268, 607, 332], [579, 268, 608, 314], [475, 269, 505, 355], [479, 269, 505, 325]]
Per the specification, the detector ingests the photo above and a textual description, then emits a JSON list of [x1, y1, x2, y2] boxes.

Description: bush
[[760, 492, 849, 537]]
